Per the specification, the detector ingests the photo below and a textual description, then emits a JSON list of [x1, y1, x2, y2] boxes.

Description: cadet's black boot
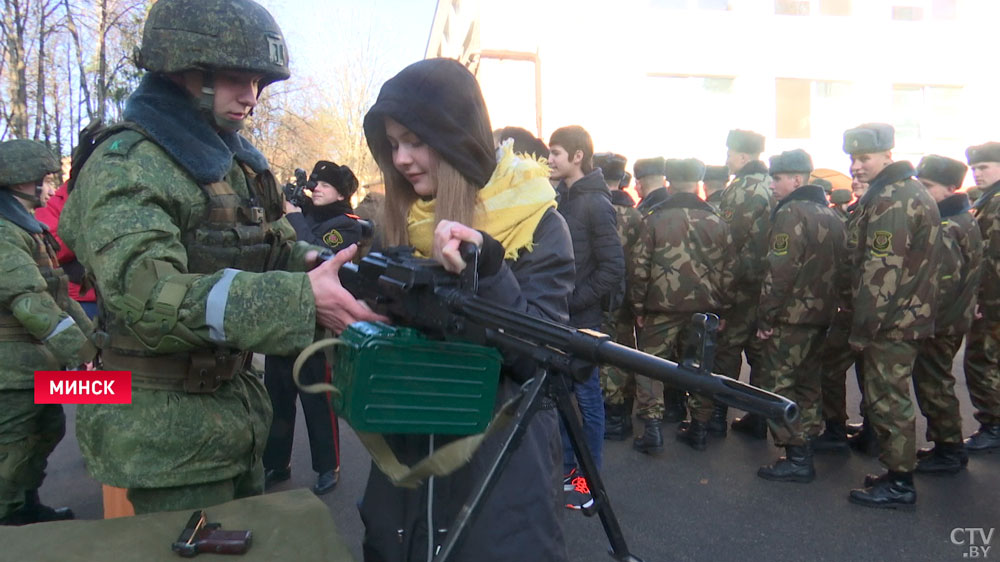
[[264, 465, 291, 489], [731, 413, 768, 440], [633, 418, 664, 454], [313, 468, 339, 495], [813, 420, 850, 453], [20, 490, 73, 525], [757, 444, 815, 483], [707, 404, 728, 437], [662, 391, 687, 423], [604, 402, 629, 441], [916, 443, 969, 474], [676, 419, 708, 451], [964, 423, 1000, 454], [845, 422, 863, 436], [848, 418, 881, 457], [849, 471, 916, 510]]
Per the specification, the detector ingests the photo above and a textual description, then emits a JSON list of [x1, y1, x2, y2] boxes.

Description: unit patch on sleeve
[[771, 233, 789, 256], [323, 229, 344, 248]]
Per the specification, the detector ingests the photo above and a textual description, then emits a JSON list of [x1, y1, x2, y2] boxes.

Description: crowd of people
[[0, 0, 997, 560]]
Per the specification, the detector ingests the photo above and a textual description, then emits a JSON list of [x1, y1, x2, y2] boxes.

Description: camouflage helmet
[[135, 0, 290, 88], [0, 139, 60, 187]]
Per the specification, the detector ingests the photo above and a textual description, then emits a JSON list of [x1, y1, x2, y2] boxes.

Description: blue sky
[[258, 0, 439, 88]]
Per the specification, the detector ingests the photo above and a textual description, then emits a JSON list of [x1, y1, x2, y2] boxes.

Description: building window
[[820, 0, 851, 16], [699, 0, 730, 10], [932, 0, 957, 19], [776, 78, 811, 139], [892, 84, 963, 144], [891, 5, 924, 20], [775, 0, 810, 15]]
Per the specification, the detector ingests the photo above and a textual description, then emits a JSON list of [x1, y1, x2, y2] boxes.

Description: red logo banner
[[34, 371, 132, 404]]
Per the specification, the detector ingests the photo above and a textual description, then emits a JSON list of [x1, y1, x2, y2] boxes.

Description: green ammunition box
[[331, 321, 503, 435]]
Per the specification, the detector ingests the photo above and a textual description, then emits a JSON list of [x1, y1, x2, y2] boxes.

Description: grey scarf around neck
[[122, 73, 269, 184]]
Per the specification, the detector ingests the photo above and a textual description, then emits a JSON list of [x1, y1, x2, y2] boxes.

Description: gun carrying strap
[[293, 338, 519, 489]]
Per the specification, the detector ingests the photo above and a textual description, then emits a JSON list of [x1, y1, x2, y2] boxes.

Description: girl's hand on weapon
[[433, 220, 483, 274]]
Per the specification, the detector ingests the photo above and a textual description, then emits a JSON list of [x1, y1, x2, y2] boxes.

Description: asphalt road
[[42, 354, 999, 562]]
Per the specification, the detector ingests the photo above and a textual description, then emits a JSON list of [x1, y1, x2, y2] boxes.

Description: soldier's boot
[[848, 471, 916, 510], [845, 422, 863, 436], [706, 404, 728, 437], [604, 402, 629, 441], [676, 419, 708, 451], [812, 420, 850, 453], [662, 391, 687, 423], [915, 443, 969, 474], [731, 412, 768, 440], [963, 423, 1000, 454], [847, 418, 881, 457], [757, 444, 815, 483], [0, 491, 75, 525], [632, 418, 664, 455]]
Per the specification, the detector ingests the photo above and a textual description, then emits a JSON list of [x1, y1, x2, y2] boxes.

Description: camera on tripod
[[282, 168, 315, 208]]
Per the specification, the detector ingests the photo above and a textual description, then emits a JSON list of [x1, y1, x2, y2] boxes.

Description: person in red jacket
[[35, 182, 97, 319]]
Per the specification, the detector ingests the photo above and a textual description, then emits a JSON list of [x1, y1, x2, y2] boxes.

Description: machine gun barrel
[[334, 248, 798, 425]]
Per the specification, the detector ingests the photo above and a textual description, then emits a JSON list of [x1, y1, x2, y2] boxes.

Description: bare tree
[[2, 0, 32, 138]]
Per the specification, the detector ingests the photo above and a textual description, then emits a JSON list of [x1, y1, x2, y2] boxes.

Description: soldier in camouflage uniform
[[634, 157, 669, 215], [0, 140, 96, 525], [911, 155, 982, 473], [962, 142, 1000, 452], [594, 152, 645, 441], [60, 0, 384, 514], [812, 187, 866, 454], [703, 165, 729, 210], [631, 158, 735, 452], [843, 123, 940, 510], [754, 150, 845, 483], [716, 129, 775, 439]]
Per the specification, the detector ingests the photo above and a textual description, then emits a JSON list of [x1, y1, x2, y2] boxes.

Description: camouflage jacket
[[60, 74, 315, 487], [718, 160, 774, 297], [933, 193, 983, 336], [614, 199, 645, 281], [850, 161, 941, 347], [630, 192, 735, 317], [705, 190, 723, 212], [972, 179, 1000, 322], [757, 185, 846, 332], [0, 205, 94, 388]]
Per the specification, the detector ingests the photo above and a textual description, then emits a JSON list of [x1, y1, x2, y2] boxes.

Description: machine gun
[[328, 245, 798, 561]]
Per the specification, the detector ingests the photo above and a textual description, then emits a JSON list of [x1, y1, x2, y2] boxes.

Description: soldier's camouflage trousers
[[0, 391, 65, 518], [818, 311, 865, 423], [912, 333, 964, 445], [600, 305, 637, 407], [692, 293, 763, 422], [862, 339, 919, 472], [127, 466, 264, 515], [963, 317, 1000, 425], [635, 313, 690, 420], [714, 292, 764, 384], [759, 324, 825, 447]]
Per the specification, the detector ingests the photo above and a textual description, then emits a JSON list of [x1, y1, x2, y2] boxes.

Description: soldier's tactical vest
[[0, 221, 69, 343], [78, 122, 290, 393]]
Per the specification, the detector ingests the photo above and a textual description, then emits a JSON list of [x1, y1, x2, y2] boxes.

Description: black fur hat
[[917, 155, 968, 188], [633, 157, 666, 179], [310, 160, 359, 198], [594, 152, 628, 182]]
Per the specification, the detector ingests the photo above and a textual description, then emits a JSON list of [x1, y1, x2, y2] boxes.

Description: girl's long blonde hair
[[375, 134, 483, 247]]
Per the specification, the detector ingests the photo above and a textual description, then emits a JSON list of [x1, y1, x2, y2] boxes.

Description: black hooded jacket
[[284, 199, 362, 253], [556, 169, 626, 328]]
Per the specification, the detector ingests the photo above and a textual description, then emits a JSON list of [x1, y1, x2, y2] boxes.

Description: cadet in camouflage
[[755, 150, 846, 484], [0, 139, 95, 525], [716, 129, 774, 439], [629, 158, 735, 452], [843, 123, 940, 510], [962, 142, 1000, 452], [911, 156, 982, 473], [60, 0, 383, 514], [594, 153, 644, 441]]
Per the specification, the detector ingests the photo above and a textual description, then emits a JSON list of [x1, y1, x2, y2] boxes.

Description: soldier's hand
[[756, 328, 772, 340], [308, 244, 389, 334], [283, 199, 301, 215], [975, 305, 983, 320], [635, 316, 645, 329]]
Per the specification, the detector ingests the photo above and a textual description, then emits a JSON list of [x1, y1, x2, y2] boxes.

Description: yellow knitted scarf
[[407, 141, 556, 260]]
